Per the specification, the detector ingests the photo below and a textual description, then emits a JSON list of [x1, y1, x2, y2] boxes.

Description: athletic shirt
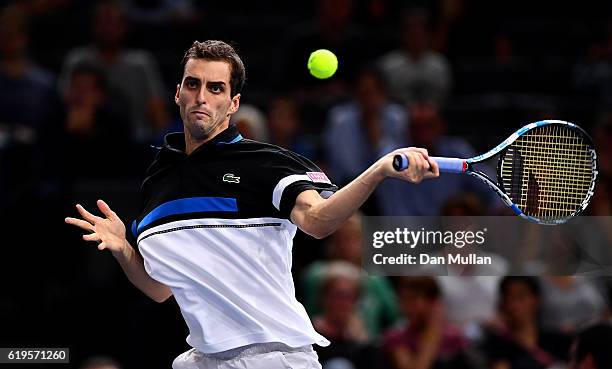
[[128, 125, 337, 353]]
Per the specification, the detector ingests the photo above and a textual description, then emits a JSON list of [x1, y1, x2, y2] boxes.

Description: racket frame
[[393, 120, 598, 224]]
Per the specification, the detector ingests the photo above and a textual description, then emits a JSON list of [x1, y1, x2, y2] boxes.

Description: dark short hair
[[180, 40, 246, 97], [499, 276, 541, 299], [575, 323, 612, 369], [398, 276, 440, 300], [71, 61, 108, 91]]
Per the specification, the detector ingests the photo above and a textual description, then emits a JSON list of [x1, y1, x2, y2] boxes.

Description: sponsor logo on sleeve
[[306, 172, 331, 184]]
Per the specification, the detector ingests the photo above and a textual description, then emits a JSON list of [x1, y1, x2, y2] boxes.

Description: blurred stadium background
[[0, 0, 611, 368]]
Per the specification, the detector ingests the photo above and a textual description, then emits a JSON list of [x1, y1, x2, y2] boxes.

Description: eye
[[186, 79, 198, 89], [210, 85, 223, 94]]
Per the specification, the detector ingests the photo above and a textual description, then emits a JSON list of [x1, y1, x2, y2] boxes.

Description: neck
[[511, 321, 538, 348], [508, 316, 537, 335], [184, 121, 229, 155]]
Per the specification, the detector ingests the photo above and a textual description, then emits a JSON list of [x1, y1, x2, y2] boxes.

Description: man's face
[[501, 282, 539, 326], [399, 290, 435, 329], [175, 58, 240, 142]]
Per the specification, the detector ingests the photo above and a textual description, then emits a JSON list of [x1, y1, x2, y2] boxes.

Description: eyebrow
[[183, 76, 200, 83], [183, 76, 226, 86]]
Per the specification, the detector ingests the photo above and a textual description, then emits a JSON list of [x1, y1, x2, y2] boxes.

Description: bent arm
[[291, 162, 384, 239], [291, 148, 438, 239], [112, 240, 173, 303]]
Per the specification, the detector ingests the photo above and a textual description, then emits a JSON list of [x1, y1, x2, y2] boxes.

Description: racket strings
[[500, 124, 595, 220]]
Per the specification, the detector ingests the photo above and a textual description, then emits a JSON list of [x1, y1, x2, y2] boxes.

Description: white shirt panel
[[137, 217, 330, 353]]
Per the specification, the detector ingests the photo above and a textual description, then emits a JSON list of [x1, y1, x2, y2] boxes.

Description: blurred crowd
[[298, 213, 612, 369], [0, 0, 611, 368]]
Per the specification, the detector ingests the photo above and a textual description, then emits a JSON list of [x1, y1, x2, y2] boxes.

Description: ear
[[174, 83, 181, 106], [228, 93, 241, 115]]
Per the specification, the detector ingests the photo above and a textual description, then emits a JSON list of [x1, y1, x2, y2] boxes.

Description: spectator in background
[[325, 66, 407, 187], [282, 0, 365, 99], [572, 19, 612, 105], [0, 4, 55, 138], [570, 323, 612, 369], [58, 0, 170, 143], [230, 103, 269, 142], [540, 277, 606, 334], [589, 113, 612, 216], [438, 275, 501, 344], [303, 212, 400, 339], [436, 196, 507, 344], [122, 0, 198, 25], [0, 4, 56, 210], [53, 61, 131, 180], [267, 96, 317, 159], [377, 8, 452, 105], [384, 277, 472, 369], [377, 102, 496, 216], [353, 0, 398, 56], [313, 261, 376, 369], [79, 356, 122, 369], [606, 282, 612, 321], [482, 276, 571, 369]]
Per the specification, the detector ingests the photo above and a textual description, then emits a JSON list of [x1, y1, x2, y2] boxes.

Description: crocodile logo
[[223, 173, 240, 184]]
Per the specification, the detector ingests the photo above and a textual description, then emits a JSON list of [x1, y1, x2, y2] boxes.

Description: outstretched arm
[[65, 200, 173, 303], [291, 148, 439, 239]]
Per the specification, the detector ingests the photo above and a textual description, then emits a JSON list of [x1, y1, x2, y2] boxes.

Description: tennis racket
[[393, 120, 598, 224]]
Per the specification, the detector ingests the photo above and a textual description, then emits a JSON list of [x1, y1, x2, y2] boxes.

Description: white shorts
[[172, 343, 322, 369]]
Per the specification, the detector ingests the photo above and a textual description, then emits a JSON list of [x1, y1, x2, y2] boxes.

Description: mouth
[[190, 110, 210, 117]]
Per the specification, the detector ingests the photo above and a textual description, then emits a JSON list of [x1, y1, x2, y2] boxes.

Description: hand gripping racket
[[393, 120, 598, 224]]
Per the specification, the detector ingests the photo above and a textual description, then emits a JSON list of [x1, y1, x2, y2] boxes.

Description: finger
[[413, 152, 428, 172], [410, 147, 430, 159], [65, 217, 94, 231], [76, 204, 100, 224], [415, 154, 430, 182], [427, 157, 440, 178], [97, 242, 106, 251], [406, 151, 417, 171], [97, 199, 116, 220], [413, 152, 432, 174], [406, 152, 422, 182], [420, 153, 431, 171], [83, 233, 101, 242], [424, 171, 439, 179]]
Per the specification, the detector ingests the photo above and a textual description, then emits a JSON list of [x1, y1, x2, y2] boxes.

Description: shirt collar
[[162, 124, 243, 155]]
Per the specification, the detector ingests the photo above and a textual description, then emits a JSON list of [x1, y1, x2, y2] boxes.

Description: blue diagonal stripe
[[136, 197, 238, 234]]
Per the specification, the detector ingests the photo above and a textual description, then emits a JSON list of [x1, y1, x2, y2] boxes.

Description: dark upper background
[[1, 0, 611, 368]]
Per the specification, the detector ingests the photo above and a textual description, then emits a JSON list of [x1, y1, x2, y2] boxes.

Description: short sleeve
[[268, 149, 338, 219]]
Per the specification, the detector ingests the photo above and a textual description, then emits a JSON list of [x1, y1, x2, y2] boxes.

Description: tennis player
[[65, 40, 439, 369]]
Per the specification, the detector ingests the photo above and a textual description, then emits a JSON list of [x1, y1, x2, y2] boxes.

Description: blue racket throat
[[391, 120, 598, 225]]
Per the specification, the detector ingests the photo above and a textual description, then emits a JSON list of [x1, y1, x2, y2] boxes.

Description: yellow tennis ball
[[308, 49, 338, 79]]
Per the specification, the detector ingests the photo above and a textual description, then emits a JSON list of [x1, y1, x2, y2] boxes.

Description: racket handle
[[392, 154, 467, 174]]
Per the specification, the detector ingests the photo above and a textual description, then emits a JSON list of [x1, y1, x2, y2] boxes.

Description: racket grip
[[392, 154, 467, 174]]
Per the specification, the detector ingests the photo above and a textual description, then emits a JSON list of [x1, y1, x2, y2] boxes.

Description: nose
[[196, 86, 208, 106]]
